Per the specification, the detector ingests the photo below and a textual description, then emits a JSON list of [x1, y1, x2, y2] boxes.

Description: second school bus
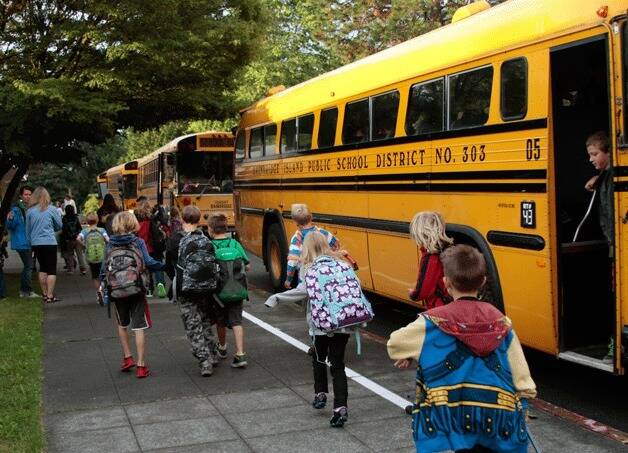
[[233, 0, 628, 373]]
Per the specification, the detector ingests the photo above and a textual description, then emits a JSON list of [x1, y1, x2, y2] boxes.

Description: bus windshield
[[123, 175, 137, 199], [177, 151, 233, 194], [98, 182, 108, 199]]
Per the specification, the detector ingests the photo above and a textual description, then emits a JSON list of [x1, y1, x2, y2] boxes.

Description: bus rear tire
[[266, 223, 287, 291]]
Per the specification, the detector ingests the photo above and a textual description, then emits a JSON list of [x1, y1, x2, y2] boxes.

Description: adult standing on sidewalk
[[97, 194, 119, 235], [5, 185, 39, 298], [26, 187, 62, 303], [62, 193, 77, 214]]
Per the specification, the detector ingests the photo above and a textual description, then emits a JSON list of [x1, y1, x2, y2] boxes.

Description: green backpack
[[213, 239, 248, 303], [85, 229, 106, 264]]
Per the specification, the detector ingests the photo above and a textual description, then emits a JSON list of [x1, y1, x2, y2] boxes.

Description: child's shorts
[[218, 300, 243, 328], [112, 293, 151, 330], [88, 262, 102, 280]]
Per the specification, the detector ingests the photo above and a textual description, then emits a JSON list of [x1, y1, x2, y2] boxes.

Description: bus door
[[550, 35, 617, 372]]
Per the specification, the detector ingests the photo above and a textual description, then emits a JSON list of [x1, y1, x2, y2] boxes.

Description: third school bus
[[233, 0, 628, 373]]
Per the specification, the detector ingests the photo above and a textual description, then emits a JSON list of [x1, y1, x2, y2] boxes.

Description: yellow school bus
[[136, 131, 235, 227], [234, 0, 628, 373], [105, 161, 138, 211]]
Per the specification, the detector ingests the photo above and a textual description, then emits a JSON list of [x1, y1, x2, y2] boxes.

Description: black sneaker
[[217, 344, 228, 360], [330, 406, 348, 428], [231, 353, 248, 368], [312, 392, 327, 409]]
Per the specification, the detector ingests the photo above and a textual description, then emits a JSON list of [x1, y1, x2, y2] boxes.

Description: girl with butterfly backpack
[[265, 231, 374, 428]]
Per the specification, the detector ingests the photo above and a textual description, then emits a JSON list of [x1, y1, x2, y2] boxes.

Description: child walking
[[408, 211, 454, 309], [209, 213, 251, 368], [285, 203, 339, 289], [388, 245, 536, 453], [172, 206, 220, 377], [101, 211, 164, 378], [78, 212, 109, 303], [266, 232, 369, 428]]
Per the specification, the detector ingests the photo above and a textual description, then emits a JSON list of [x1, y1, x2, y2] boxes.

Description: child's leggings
[[312, 333, 349, 409]]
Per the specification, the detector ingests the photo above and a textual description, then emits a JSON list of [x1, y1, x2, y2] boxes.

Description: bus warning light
[[596, 6, 608, 18]]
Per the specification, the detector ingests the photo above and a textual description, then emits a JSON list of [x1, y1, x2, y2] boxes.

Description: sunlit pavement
[[4, 250, 626, 452]]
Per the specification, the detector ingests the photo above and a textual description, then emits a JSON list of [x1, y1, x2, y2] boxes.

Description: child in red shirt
[[408, 211, 453, 309]]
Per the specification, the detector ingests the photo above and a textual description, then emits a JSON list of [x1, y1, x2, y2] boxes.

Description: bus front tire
[[266, 223, 287, 291]]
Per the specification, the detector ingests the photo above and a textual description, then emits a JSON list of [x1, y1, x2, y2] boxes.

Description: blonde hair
[[409, 211, 453, 254], [86, 212, 99, 225], [300, 231, 345, 268], [112, 211, 139, 234], [30, 187, 51, 211], [291, 203, 312, 226]]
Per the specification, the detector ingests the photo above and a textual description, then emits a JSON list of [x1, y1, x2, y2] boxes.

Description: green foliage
[[0, 277, 44, 453], [83, 194, 100, 215]]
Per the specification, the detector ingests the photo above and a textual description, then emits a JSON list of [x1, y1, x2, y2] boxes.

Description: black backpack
[[62, 216, 81, 241], [150, 218, 167, 254], [176, 229, 219, 295]]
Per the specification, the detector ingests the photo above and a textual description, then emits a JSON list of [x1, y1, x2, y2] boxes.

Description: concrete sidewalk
[[4, 250, 625, 452]]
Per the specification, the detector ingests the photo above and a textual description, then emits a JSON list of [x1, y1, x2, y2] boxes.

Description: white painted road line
[[242, 310, 412, 409]]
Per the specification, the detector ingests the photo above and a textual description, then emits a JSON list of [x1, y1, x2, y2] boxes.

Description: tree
[[0, 0, 264, 223]]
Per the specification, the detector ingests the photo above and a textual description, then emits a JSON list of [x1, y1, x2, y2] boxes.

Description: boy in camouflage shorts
[[169, 206, 218, 376]]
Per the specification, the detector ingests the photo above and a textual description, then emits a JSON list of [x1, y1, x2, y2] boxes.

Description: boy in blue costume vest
[[388, 245, 536, 453]]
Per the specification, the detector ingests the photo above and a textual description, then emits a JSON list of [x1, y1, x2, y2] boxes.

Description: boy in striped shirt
[[285, 204, 339, 289]]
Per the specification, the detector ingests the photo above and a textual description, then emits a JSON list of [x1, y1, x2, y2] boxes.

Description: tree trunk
[[0, 162, 28, 236]]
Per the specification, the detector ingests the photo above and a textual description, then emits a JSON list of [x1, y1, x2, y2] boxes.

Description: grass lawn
[[0, 275, 44, 453]]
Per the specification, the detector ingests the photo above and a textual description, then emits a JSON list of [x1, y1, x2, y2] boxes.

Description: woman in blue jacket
[[25, 187, 62, 303]]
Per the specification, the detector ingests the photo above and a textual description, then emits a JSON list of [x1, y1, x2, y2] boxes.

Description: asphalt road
[[246, 254, 628, 434]]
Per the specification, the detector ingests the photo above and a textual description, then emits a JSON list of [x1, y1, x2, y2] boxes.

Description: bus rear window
[[406, 78, 444, 136], [318, 108, 338, 148], [448, 65, 493, 130], [264, 124, 277, 155], [281, 119, 297, 153], [249, 127, 263, 158], [343, 99, 369, 144], [372, 90, 399, 141], [501, 58, 527, 121], [297, 114, 314, 151]]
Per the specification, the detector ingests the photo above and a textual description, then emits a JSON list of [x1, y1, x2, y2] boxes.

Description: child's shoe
[[146, 291, 153, 298], [156, 282, 166, 298], [217, 344, 228, 359], [200, 360, 213, 377], [231, 353, 248, 368], [312, 392, 327, 409], [136, 365, 150, 378], [120, 356, 136, 372], [330, 406, 348, 428]]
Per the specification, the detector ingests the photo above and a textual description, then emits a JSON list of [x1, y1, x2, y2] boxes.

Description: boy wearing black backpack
[[173, 206, 221, 377], [101, 211, 165, 378], [208, 213, 250, 368]]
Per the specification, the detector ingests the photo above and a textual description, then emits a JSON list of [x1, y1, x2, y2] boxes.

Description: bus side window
[[405, 78, 444, 136], [372, 90, 399, 141], [249, 127, 263, 158], [318, 107, 338, 148], [264, 124, 277, 155], [448, 65, 493, 130], [297, 113, 314, 151], [500, 57, 528, 121], [281, 119, 297, 153], [343, 98, 369, 144], [235, 131, 246, 160]]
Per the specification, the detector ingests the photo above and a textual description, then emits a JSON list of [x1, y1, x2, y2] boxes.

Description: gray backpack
[[176, 229, 219, 295]]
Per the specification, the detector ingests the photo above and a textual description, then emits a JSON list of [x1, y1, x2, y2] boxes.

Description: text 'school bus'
[[136, 131, 235, 228], [105, 161, 138, 212], [233, 0, 628, 374]]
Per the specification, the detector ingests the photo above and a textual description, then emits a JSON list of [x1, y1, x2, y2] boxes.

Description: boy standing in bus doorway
[[583, 131, 615, 359]]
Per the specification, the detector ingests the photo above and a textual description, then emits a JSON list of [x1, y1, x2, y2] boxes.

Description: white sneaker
[[146, 291, 153, 298], [20, 291, 40, 298]]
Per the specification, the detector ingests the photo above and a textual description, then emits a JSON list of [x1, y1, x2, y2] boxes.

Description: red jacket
[[409, 249, 451, 309], [137, 220, 153, 254]]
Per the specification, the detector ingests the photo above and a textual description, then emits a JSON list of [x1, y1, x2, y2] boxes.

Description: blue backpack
[[304, 255, 374, 332]]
